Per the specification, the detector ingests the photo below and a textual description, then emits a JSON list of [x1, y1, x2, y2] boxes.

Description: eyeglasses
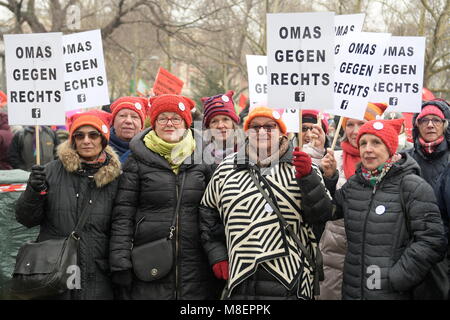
[[73, 131, 102, 141], [248, 124, 278, 133], [156, 116, 183, 125], [302, 126, 313, 132], [417, 117, 444, 126]]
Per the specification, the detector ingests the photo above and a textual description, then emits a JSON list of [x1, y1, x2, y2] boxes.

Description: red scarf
[[418, 136, 444, 154], [341, 141, 361, 179]]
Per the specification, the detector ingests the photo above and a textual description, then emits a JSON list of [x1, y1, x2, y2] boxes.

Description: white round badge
[[272, 111, 281, 120], [102, 125, 109, 134], [375, 205, 386, 215], [178, 102, 186, 111], [134, 102, 142, 110], [222, 95, 229, 102], [373, 121, 384, 130], [264, 203, 274, 213]]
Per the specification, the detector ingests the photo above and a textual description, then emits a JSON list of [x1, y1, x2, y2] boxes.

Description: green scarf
[[144, 130, 196, 174]]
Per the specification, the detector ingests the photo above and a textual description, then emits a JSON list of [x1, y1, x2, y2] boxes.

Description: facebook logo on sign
[[32, 108, 41, 119], [389, 97, 398, 106], [340, 100, 349, 110], [77, 94, 86, 103], [295, 91, 305, 102]]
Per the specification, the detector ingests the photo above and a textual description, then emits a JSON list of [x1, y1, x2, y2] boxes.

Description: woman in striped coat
[[199, 106, 333, 300]]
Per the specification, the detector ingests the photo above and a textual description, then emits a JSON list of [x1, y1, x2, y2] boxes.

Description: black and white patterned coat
[[199, 143, 332, 299]]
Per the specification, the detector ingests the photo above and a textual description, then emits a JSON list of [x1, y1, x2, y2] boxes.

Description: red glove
[[292, 147, 312, 178], [212, 260, 229, 280]]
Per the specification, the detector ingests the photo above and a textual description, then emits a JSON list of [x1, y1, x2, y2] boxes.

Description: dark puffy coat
[[334, 153, 447, 300], [8, 126, 59, 171], [405, 99, 450, 196], [0, 112, 13, 169], [109, 128, 222, 300], [15, 142, 121, 300]]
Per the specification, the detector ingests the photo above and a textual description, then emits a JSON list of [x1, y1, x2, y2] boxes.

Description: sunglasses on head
[[73, 130, 102, 141]]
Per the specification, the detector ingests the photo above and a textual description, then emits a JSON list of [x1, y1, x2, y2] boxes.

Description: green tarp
[[0, 170, 39, 299]]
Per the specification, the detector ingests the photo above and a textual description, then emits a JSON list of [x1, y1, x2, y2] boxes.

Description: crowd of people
[[1, 90, 449, 300]]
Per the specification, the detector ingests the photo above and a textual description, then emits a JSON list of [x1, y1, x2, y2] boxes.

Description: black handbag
[[10, 192, 95, 300], [131, 173, 186, 282]]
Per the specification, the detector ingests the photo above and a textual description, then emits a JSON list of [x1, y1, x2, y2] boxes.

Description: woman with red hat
[[109, 94, 222, 300], [318, 102, 387, 300], [15, 110, 121, 299], [201, 90, 245, 169], [199, 106, 332, 300], [331, 119, 446, 300]]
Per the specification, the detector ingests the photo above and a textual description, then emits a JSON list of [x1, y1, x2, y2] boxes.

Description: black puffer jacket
[[406, 99, 450, 196], [109, 128, 222, 300], [15, 142, 121, 300], [334, 153, 447, 300]]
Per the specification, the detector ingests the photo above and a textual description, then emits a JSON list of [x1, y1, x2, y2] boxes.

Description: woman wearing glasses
[[199, 106, 332, 300], [15, 110, 121, 299], [109, 94, 221, 300]]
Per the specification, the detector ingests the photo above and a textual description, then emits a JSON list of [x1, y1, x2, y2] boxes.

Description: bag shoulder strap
[[398, 176, 412, 238], [169, 172, 187, 239], [247, 169, 316, 269], [72, 186, 98, 239]]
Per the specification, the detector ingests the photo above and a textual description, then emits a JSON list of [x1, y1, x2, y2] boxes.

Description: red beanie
[[110, 96, 148, 128], [201, 90, 240, 128], [244, 106, 287, 134], [149, 94, 195, 128], [357, 118, 404, 156], [417, 105, 445, 121], [68, 110, 113, 142]]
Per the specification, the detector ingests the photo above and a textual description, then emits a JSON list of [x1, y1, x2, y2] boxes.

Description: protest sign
[[374, 36, 425, 113], [153, 67, 184, 95], [267, 12, 335, 110], [4, 32, 65, 125], [246, 55, 269, 107], [333, 32, 391, 120], [63, 29, 109, 111]]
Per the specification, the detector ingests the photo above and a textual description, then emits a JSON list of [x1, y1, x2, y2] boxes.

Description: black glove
[[29, 165, 47, 192], [112, 270, 133, 289]]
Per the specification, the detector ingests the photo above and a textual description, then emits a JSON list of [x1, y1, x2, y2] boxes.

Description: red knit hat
[[243, 106, 287, 134], [68, 110, 113, 142], [302, 109, 329, 133], [416, 105, 445, 121], [357, 118, 404, 156], [149, 94, 195, 128], [110, 96, 148, 128], [201, 90, 240, 128], [342, 102, 388, 128]]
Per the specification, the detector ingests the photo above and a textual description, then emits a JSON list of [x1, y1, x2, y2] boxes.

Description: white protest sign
[[333, 32, 391, 120], [246, 55, 268, 107], [324, 13, 366, 115], [63, 29, 109, 111], [4, 33, 65, 125], [267, 12, 335, 110], [374, 36, 425, 113]]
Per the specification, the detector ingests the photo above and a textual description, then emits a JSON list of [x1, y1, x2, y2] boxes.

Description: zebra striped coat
[[199, 143, 332, 299]]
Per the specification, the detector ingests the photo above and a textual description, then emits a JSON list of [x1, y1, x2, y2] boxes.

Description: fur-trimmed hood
[[57, 141, 121, 188]]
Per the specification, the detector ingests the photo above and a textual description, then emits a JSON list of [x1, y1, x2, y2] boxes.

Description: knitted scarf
[[418, 136, 444, 154], [247, 135, 289, 168], [109, 128, 130, 158], [144, 130, 195, 174], [361, 153, 402, 186], [79, 150, 108, 175], [341, 140, 361, 179]]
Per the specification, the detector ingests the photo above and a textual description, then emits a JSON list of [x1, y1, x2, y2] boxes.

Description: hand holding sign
[[321, 148, 337, 179]]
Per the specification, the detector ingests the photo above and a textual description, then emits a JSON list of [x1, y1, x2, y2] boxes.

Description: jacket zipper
[[360, 184, 377, 299], [174, 175, 180, 300]]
